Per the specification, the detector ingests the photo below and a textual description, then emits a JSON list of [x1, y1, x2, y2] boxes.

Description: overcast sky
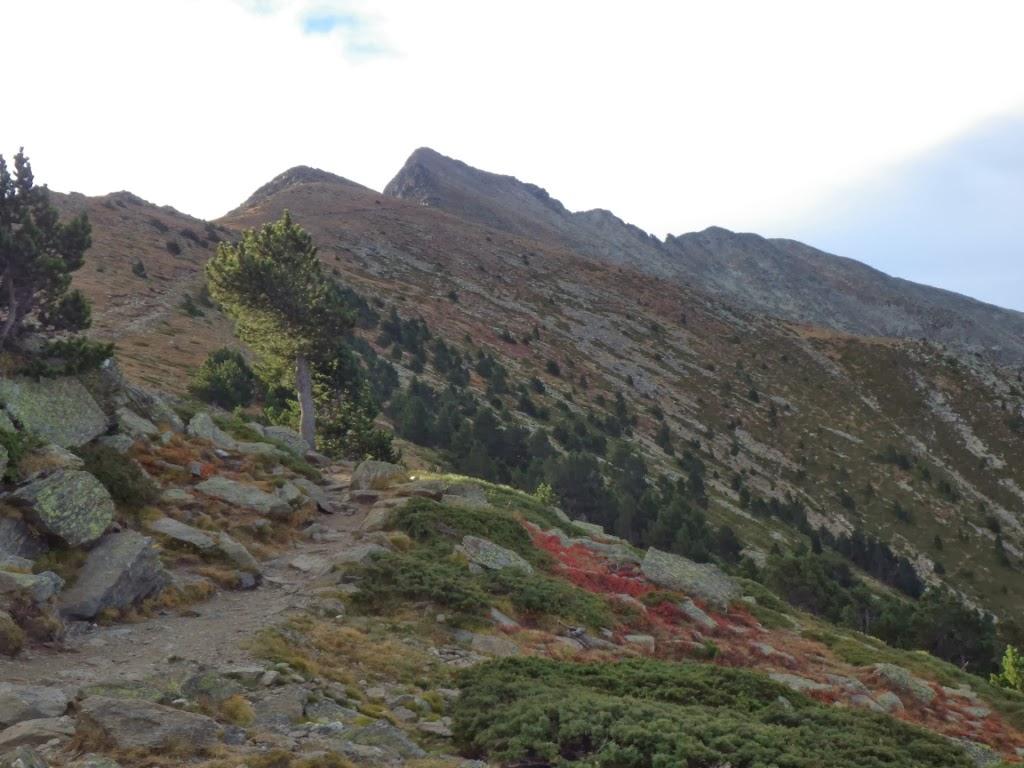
[[4, 0, 1023, 310]]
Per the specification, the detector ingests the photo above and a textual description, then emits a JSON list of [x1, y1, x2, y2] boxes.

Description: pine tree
[[0, 149, 93, 349], [205, 211, 352, 448]]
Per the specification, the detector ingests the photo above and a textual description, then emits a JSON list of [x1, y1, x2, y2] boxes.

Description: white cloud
[[4, 0, 1024, 242]]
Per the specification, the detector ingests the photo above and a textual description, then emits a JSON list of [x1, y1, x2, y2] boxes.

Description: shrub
[[74, 443, 159, 510], [189, 348, 257, 409], [131, 260, 147, 278], [453, 658, 974, 767], [0, 430, 41, 482], [165, 239, 182, 256]]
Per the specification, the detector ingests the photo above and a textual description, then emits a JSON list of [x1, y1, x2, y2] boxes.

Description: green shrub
[[0, 430, 41, 482], [189, 348, 257, 409], [18, 338, 114, 378], [74, 444, 159, 509], [317, 384, 398, 463], [453, 658, 974, 768], [482, 568, 612, 628]]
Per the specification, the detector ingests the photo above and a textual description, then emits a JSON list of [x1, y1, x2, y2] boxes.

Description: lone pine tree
[[0, 148, 93, 349], [205, 211, 351, 448]]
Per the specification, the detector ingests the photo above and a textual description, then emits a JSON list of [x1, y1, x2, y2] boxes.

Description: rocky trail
[[0, 467, 363, 695]]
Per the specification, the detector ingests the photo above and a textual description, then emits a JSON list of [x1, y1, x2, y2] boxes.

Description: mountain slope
[[385, 147, 1024, 362]]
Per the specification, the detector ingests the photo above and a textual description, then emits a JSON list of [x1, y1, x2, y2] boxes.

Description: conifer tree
[[0, 148, 93, 349], [206, 211, 351, 448]]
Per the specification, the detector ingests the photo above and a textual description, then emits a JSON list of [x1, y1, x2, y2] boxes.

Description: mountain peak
[[234, 165, 367, 213]]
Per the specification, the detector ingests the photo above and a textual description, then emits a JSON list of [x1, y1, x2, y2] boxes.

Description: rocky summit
[[0, 147, 1022, 768]]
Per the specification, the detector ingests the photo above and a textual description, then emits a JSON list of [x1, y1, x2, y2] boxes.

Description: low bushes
[[453, 657, 975, 767], [75, 443, 159, 509]]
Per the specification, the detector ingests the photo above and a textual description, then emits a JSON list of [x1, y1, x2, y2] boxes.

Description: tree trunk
[[0, 270, 17, 351], [295, 353, 316, 449]]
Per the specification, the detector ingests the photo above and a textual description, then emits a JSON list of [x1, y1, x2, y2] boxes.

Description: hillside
[[385, 147, 1024, 363]]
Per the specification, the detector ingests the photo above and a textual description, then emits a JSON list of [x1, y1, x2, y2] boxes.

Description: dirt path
[[0, 468, 365, 694]]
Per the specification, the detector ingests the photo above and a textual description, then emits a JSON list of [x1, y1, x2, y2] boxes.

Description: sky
[[3, 0, 1023, 310]]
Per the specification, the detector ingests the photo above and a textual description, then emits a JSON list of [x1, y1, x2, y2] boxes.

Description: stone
[[0, 557, 30, 572], [0, 613, 23, 657], [345, 720, 426, 759], [445, 483, 489, 506], [181, 672, 244, 705], [262, 426, 309, 457], [0, 377, 108, 448], [417, 720, 453, 737], [72, 755, 123, 768], [78, 682, 165, 703], [456, 630, 519, 657], [0, 747, 48, 768], [0, 717, 74, 749], [304, 699, 359, 723], [19, 444, 84, 481], [146, 517, 216, 551], [291, 478, 341, 514], [871, 663, 936, 705], [186, 412, 236, 450], [0, 685, 69, 729], [350, 460, 408, 491], [641, 547, 740, 609], [331, 543, 389, 566], [251, 686, 308, 729], [489, 607, 519, 628], [76, 696, 220, 754], [195, 476, 291, 517], [0, 572, 63, 605], [95, 434, 134, 454], [0, 520, 46, 562], [360, 505, 394, 532], [115, 407, 159, 439], [678, 597, 717, 629], [233, 441, 286, 458], [216, 532, 261, 573], [952, 738, 1002, 767], [573, 520, 607, 538], [277, 482, 303, 505], [125, 386, 183, 433], [875, 691, 904, 712], [159, 488, 195, 506], [849, 694, 883, 712], [11, 470, 115, 547], [58, 531, 169, 620], [769, 673, 831, 693], [623, 634, 656, 653], [459, 535, 533, 574]]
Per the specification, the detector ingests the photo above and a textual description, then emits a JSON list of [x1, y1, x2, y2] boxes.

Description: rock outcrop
[[350, 460, 408, 491], [641, 548, 740, 609], [0, 377, 109, 448], [11, 470, 115, 547], [76, 696, 221, 754]]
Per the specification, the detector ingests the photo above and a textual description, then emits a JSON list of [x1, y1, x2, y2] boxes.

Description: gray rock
[[181, 672, 244, 705], [641, 547, 740, 609], [871, 663, 936, 705], [0, 572, 63, 605], [0, 520, 46, 562], [76, 696, 220, 753], [875, 691, 904, 712], [331, 543, 389, 566], [0, 717, 74, 750], [95, 434, 134, 454], [350, 460, 408, 491], [0, 377, 109, 448], [252, 686, 309, 729], [849, 694, 883, 712], [0, 557, 31, 572], [71, 754, 123, 768], [277, 482, 303, 505], [345, 720, 426, 759], [679, 598, 718, 629], [12, 470, 115, 547], [573, 520, 607, 538], [952, 738, 1002, 767], [186, 412, 236, 450], [159, 488, 195, 506], [59, 531, 170, 619], [0, 747, 48, 768], [0, 685, 69, 729], [216, 532, 260, 573], [146, 517, 216, 551], [623, 634, 656, 653], [459, 535, 533, 574], [769, 673, 831, 693], [125, 386, 183, 433], [417, 720, 453, 737], [455, 630, 520, 657], [262, 426, 309, 457], [115, 407, 159, 439], [195, 476, 291, 517], [233, 441, 286, 458], [489, 607, 519, 628], [291, 478, 341, 514]]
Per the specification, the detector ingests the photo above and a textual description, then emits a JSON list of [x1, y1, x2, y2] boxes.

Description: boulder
[[11, 470, 115, 547], [124, 386, 183, 432], [0, 717, 74, 750], [76, 696, 221, 754], [0, 572, 63, 605], [0, 520, 46, 562], [623, 634, 656, 653], [345, 720, 426, 759], [251, 686, 308, 729], [146, 517, 215, 551], [641, 547, 740, 609], [195, 477, 290, 517], [0, 377, 108, 448], [459, 536, 533, 574], [186, 413, 236, 450], [350, 460, 408, 491], [0, 613, 23, 657], [95, 435, 134, 454], [0, 747, 48, 768], [870, 663, 936, 706], [71, 756, 123, 768], [19, 444, 84, 482], [769, 673, 831, 694], [262, 426, 309, 457], [331, 543, 389, 566], [59, 531, 169, 620], [115, 407, 159, 439], [233, 441, 286, 458], [0, 686, 69, 729], [679, 598, 717, 629], [159, 488, 195, 506], [292, 478, 341, 514], [216, 533, 261, 574]]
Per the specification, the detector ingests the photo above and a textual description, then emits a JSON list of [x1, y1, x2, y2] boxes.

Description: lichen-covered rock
[[19, 444, 85, 482], [195, 476, 291, 517], [0, 613, 22, 657], [345, 720, 426, 759], [679, 597, 717, 629], [186, 412, 236, 450], [0, 572, 63, 605], [0, 377, 109, 448], [0, 520, 47, 562], [641, 547, 739, 609], [350, 460, 408, 491], [459, 535, 533, 574], [292, 478, 341, 514], [95, 434, 134, 454], [262, 425, 308, 457], [216, 532, 261, 574], [76, 696, 220, 754], [870, 663, 936, 705], [0, 685, 69, 729], [58, 531, 169, 620], [769, 673, 831, 693], [0, 716, 74, 750], [124, 386, 183, 433], [146, 517, 216, 551], [12, 470, 115, 547], [115, 407, 159, 439]]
